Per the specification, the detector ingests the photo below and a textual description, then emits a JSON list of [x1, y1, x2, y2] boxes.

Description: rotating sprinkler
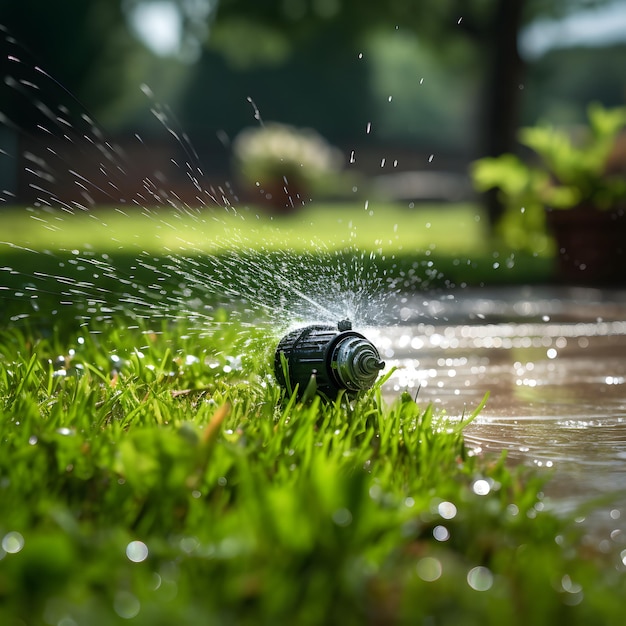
[[274, 320, 385, 399]]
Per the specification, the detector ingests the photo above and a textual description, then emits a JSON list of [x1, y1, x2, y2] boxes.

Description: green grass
[[3, 201, 618, 624], [1, 319, 625, 625], [0, 202, 553, 326], [1, 202, 486, 254]]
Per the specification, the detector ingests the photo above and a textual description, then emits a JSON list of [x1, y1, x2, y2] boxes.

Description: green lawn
[[2, 201, 487, 255], [0, 202, 552, 328], [1, 317, 624, 625], [0, 201, 624, 624]]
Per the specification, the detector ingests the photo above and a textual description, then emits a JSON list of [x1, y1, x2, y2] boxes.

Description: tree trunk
[[480, 0, 527, 229]]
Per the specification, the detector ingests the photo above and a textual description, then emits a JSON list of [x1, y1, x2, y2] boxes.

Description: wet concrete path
[[376, 286, 626, 540]]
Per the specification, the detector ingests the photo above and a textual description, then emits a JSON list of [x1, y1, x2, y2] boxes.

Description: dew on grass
[[2, 531, 25, 554], [416, 556, 442, 582], [472, 479, 491, 496], [332, 508, 353, 527], [179, 536, 200, 554], [126, 540, 149, 563], [5, 30, 626, 548], [433, 525, 450, 541], [507, 504, 520, 517], [467, 566, 493, 591], [438, 501, 457, 519], [114, 591, 141, 619]]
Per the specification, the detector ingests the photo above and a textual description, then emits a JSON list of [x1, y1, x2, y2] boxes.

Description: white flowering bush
[[232, 122, 343, 206]]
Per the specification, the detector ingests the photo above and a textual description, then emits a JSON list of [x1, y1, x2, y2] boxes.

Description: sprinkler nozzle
[[337, 319, 352, 332], [274, 320, 385, 399]]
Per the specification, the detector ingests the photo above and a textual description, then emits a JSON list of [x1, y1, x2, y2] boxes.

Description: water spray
[[274, 320, 385, 399]]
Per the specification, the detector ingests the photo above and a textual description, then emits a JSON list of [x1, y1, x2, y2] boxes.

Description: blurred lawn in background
[[0, 202, 552, 290], [1, 202, 484, 254]]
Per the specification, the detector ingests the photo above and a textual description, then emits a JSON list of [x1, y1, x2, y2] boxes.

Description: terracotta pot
[[545, 205, 626, 285]]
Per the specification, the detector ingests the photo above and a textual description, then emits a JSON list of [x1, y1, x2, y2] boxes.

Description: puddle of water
[[378, 286, 626, 537]]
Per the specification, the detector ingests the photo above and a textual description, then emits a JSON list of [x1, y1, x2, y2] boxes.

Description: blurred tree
[[524, 44, 626, 124], [176, 22, 372, 141], [0, 0, 191, 131], [1, 1, 131, 126], [190, 0, 616, 225], [0, 0, 195, 202], [1, 0, 618, 210]]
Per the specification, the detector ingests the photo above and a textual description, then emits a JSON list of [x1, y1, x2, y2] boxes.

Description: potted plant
[[471, 103, 626, 284], [232, 122, 344, 213]]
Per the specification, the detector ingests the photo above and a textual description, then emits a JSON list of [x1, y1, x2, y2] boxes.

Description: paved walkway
[[375, 286, 626, 538]]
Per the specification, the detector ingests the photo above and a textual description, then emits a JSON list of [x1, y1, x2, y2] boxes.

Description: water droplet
[[416, 557, 442, 582], [114, 591, 141, 619], [561, 574, 582, 594], [2, 531, 25, 554], [126, 540, 149, 563], [438, 501, 457, 519], [433, 525, 450, 541], [467, 566, 493, 591], [179, 536, 200, 554], [472, 479, 490, 496], [332, 508, 352, 527]]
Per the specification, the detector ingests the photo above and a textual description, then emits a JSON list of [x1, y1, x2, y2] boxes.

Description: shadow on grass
[[1, 247, 553, 331]]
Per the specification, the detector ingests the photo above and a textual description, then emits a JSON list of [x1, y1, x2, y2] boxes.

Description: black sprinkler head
[[274, 320, 385, 399]]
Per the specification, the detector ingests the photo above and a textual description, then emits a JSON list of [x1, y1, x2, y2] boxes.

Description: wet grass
[[1, 318, 626, 625], [0, 201, 624, 624], [0, 201, 552, 326]]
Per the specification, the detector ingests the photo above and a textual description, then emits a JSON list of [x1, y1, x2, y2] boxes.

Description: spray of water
[[0, 30, 421, 356]]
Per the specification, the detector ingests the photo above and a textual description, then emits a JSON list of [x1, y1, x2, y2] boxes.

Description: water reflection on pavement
[[377, 286, 626, 539]]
